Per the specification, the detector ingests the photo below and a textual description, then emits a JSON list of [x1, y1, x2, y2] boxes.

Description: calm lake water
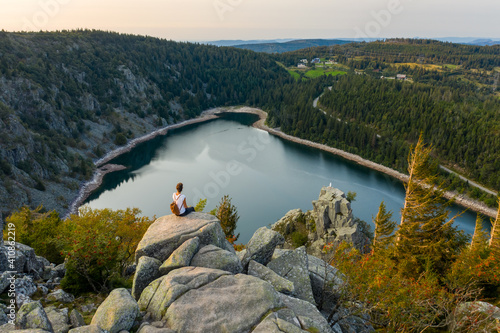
[[86, 113, 480, 243]]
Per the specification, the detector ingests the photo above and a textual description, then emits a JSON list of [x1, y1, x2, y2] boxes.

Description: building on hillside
[[397, 74, 407, 80], [300, 59, 308, 64], [311, 58, 321, 64], [297, 63, 307, 68]]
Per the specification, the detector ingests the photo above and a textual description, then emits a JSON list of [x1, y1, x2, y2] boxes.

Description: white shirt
[[173, 193, 186, 215]]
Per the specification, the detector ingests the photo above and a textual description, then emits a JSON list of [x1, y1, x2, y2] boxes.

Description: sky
[[1, 0, 500, 42]]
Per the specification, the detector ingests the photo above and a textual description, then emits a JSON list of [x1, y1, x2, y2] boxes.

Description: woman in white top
[[173, 182, 195, 216]]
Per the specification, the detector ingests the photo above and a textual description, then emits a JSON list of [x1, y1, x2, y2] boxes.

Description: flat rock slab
[[164, 274, 282, 333], [135, 213, 227, 263]]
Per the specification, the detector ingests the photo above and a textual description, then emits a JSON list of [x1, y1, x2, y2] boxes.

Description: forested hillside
[[0, 30, 292, 216], [319, 75, 500, 190], [268, 39, 500, 204], [0, 32, 498, 217]]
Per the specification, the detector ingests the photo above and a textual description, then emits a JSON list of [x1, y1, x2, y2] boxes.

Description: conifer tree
[[396, 134, 466, 276], [489, 196, 500, 261], [470, 215, 489, 252], [372, 201, 396, 253]]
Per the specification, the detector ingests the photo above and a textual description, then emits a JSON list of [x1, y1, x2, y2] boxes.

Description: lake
[[85, 112, 480, 243]]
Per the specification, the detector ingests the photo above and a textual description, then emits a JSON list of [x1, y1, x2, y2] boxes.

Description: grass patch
[[444, 64, 459, 69], [305, 68, 347, 78], [288, 70, 301, 81]]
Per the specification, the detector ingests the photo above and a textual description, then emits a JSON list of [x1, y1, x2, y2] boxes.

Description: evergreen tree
[[213, 195, 240, 243], [470, 215, 489, 252], [489, 196, 500, 261], [372, 201, 396, 253], [396, 134, 467, 276]]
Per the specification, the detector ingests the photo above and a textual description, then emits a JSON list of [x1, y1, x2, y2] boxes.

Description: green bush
[[59, 207, 153, 294], [5, 206, 64, 264], [290, 231, 308, 248]]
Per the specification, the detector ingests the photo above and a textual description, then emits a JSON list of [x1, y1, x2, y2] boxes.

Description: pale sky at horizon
[[1, 0, 499, 41]]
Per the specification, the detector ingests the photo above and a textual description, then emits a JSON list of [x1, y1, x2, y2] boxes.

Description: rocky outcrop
[[126, 213, 362, 333], [90, 288, 138, 333], [15, 301, 53, 332], [273, 187, 371, 258], [135, 212, 232, 263]]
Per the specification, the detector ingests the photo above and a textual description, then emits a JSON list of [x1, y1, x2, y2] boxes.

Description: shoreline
[[65, 108, 222, 217], [221, 106, 497, 219], [68, 106, 497, 219]]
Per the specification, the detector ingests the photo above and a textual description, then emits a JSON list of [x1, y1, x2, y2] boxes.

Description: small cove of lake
[[85, 113, 480, 244]]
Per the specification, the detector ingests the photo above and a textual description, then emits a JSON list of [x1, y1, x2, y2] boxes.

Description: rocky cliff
[[272, 186, 371, 258]]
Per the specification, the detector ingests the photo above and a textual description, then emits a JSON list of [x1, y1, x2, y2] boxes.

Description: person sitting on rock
[[173, 182, 195, 216]]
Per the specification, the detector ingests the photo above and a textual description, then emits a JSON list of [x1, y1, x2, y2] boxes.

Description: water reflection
[[85, 113, 481, 243]]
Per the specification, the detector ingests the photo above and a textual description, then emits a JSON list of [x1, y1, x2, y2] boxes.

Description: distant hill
[[231, 39, 354, 53], [204, 39, 295, 47]]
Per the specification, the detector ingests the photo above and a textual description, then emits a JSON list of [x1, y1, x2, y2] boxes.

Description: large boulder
[[307, 254, 343, 309], [138, 267, 231, 320], [68, 310, 85, 329], [158, 237, 200, 276], [450, 301, 500, 332], [132, 256, 162, 300], [15, 301, 53, 332], [190, 245, 243, 274], [135, 213, 231, 263], [279, 294, 338, 333], [90, 288, 138, 333], [248, 260, 294, 294], [15, 243, 44, 275], [240, 227, 285, 268], [68, 325, 104, 333], [137, 325, 176, 333], [267, 246, 316, 305], [45, 307, 70, 333], [15, 276, 38, 306], [164, 273, 283, 333]]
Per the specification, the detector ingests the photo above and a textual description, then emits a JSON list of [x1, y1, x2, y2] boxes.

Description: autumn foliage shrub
[[325, 242, 481, 332], [5, 205, 64, 264], [58, 207, 153, 294]]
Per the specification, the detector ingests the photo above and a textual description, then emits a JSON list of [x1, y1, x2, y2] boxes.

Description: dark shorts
[[179, 207, 195, 216]]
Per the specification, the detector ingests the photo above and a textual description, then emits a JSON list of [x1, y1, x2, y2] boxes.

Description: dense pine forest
[[0, 31, 498, 217]]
